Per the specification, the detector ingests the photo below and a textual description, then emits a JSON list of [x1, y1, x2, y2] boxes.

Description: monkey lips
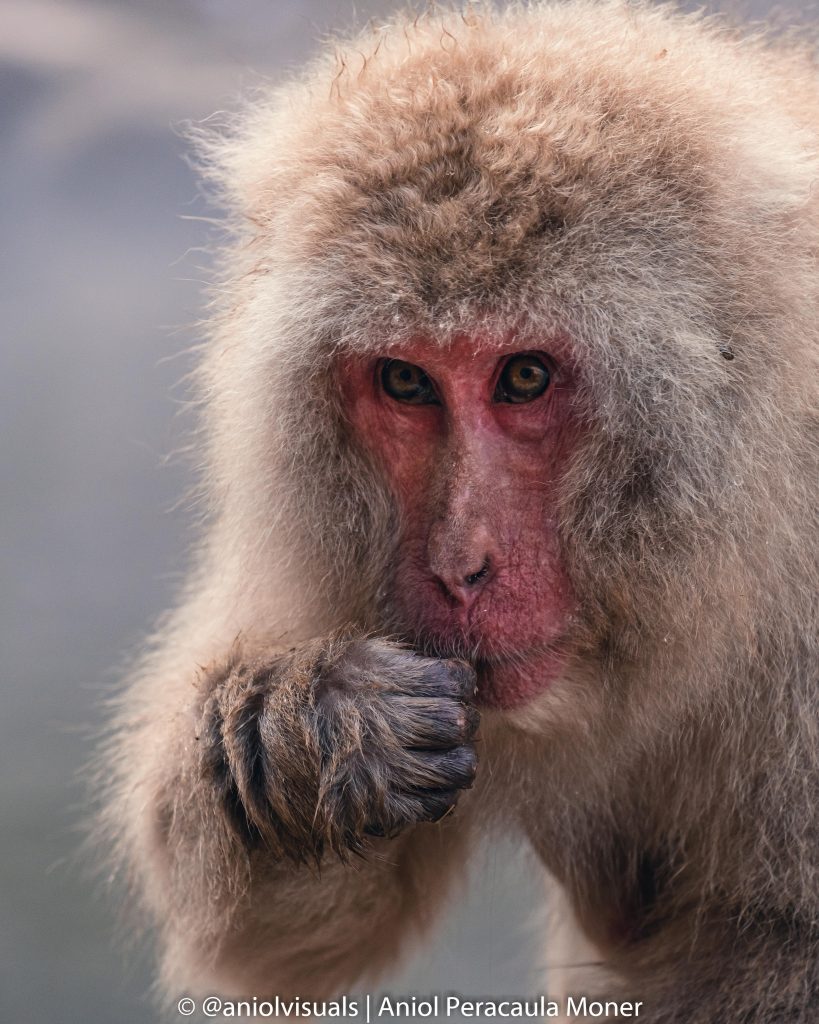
[[386, 549, 574, 711]]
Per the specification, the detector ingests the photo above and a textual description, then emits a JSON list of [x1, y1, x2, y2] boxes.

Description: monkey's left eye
[[380, 359, 439, 405], [494, 354, 551, 403]]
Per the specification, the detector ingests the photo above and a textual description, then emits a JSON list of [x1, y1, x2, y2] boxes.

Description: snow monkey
[[100, 2, 819, 1020]]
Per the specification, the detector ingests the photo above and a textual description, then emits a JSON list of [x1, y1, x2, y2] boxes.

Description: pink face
[[342, 334, 578, 710]]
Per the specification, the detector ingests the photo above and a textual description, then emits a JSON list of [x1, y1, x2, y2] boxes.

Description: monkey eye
[[380, 359, 439, 405], [494, 354, 551, 404]]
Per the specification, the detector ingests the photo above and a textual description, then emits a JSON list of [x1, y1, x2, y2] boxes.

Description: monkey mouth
[[406, 627, 570, 710], [380, 581, 573, 708]]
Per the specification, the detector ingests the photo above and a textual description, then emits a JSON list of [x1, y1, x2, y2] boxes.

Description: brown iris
[[380, 359, 439, 404], [494, 354, 550, 403]]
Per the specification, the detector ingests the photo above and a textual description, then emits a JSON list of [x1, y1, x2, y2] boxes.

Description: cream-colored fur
[[96, 3, 818, 1020]]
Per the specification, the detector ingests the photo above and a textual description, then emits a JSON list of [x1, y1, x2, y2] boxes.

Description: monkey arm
[[107, 636, 479, 999], [623, 917, 819, 1024], [165, 816, 475, 1001], [541, 837, 819, 1022], [547, 890, 819, 1023]]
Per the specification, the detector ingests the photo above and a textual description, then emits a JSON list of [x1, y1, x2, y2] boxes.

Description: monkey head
[[198, 2, 817, 745]]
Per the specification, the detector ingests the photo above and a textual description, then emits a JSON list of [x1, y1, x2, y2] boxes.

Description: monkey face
[[342, 333, 579, 710]]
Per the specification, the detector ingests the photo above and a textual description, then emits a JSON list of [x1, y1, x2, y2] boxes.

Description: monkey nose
[[433, 556, 493, 609]]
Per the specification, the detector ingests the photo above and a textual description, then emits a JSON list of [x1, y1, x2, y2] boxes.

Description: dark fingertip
[[444, 659, 478, 699], [464, 746, 479, 787], [446, 744, 479, 788], [405, 745, 476, 790], [461, 703, 481, 739], [423, 789, 460, 823], [430, 802, 458, 824]]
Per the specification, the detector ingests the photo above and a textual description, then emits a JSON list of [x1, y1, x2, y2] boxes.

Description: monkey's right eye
[[380, 360, 439, 405]]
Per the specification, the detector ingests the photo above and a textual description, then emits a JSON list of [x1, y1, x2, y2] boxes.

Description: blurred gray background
[[0, 1, 810, 1021]]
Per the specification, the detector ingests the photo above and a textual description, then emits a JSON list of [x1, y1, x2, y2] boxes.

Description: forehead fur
[[199, 0, 819, 357]]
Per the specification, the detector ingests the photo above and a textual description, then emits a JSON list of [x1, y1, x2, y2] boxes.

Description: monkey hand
[[200, 637, 479, 862]]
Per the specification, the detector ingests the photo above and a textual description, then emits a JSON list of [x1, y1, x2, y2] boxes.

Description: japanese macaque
[[99, 1, 819, 1020]]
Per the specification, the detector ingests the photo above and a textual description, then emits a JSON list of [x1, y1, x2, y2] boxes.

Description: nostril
[[464, 558, 491, 588], [433, 557, 492, 608]]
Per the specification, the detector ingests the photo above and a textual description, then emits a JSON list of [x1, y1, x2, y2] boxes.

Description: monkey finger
[[404, 658, 477, 701], [399, 745, 478, 791], [364, 787, 461, 837], [413, 787, 461, 824], [383, 695, 480, 749], [361, 789, 430, 837], [393, 786, 461, 824]]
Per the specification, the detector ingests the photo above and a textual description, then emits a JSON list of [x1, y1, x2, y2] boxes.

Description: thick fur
[[98, 2, 819, 1019]]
